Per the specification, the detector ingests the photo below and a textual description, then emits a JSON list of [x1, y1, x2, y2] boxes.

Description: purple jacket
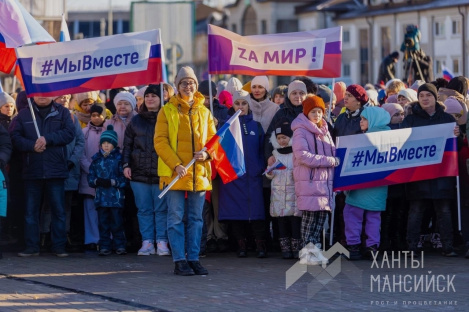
[[291, 113, 336, 212], [79, 122, 105, 196]]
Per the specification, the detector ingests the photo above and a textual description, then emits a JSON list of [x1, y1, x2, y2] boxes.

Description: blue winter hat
[[100, 125, 118, 147]]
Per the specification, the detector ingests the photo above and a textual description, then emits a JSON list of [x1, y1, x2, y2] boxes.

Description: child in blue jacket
[[88, 125, 127, 256], [344, 106, 390, 260]]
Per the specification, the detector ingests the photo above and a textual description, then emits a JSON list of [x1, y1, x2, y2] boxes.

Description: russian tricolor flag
[[442, 65, 454, 81], [59, 14, 71, 42], [0, 0, 55, 74], [205, 110, 246, 184], [263, 160, 286, 175]]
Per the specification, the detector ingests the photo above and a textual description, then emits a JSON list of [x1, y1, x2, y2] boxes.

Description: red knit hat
[[346, 84, 369, 105], [303, 95, 325, 116]]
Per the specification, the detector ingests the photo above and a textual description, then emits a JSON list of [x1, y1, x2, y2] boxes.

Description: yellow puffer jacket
[[154, 92, 216, 191]]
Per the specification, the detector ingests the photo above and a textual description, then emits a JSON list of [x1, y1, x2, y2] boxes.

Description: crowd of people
[[0, 66, 468, 275]]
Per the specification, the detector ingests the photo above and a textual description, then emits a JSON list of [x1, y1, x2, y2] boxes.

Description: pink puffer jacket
[[291, 113, 336, 212]]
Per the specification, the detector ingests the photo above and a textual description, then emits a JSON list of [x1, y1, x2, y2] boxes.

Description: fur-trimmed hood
[[269, 130, 293, 150]]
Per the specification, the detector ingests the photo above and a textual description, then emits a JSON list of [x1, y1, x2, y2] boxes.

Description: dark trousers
[[407, 199, 453, 250], [97, 206, 126, 250], [24, 179, 66, 252], [231, 220, 265, 241], [277, 216, 301, 239]]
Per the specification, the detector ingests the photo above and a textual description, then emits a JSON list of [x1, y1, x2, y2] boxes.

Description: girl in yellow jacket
[[154, 66, 216, 276]]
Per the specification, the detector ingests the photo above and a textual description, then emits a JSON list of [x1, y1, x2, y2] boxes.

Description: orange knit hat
[[302, 95, 325, 116]]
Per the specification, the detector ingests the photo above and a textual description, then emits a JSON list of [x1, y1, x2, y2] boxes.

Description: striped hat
[[100, 125, 118, 148]]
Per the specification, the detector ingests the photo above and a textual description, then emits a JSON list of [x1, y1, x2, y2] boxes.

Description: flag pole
[[457, 175, 462, 232], [327, 78, 335, 123], [158, 147, 207, 199], [27, 98, 41, 138], [329, 192, 335, 246], [208, 74, 214, 114], [160, 31, 166, 107], [14, 48, 40, 138], [207, 24, 214, 114]]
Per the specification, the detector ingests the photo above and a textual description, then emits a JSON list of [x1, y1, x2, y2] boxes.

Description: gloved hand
[[67, 161, 75, 170], [95, 178, 112, 187]]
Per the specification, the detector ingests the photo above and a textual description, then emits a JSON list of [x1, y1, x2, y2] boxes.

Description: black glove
[[67, 161, 75, 170], [96, 178, 112, 187]]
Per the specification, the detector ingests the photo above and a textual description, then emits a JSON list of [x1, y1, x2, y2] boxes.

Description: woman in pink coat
[[291, 96, 339, 264]]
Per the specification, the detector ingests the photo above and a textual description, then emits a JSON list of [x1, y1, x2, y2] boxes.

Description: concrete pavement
[[0, 249, 467, 311]]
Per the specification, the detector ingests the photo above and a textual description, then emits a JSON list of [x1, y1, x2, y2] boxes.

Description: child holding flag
[[265, 119, 300, 259]]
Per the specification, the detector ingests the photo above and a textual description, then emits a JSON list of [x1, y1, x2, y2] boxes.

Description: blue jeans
[[97, 207, 126, 250], [130, 181, 168, 242], [24, 179, 66, 252], [166, 190, 205, 262]]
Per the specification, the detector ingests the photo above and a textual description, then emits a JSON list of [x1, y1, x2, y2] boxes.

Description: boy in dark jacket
[[88, 125, 127, 256]]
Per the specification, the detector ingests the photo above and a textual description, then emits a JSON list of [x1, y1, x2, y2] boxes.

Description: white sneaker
[[312, 244, 329, 265], [299, 243, 329, 266], [156, 241, 171, 256], [138, 240, 156, 256]]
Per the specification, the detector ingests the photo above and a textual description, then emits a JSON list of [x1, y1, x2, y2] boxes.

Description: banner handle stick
[[329, 193, 335, 246], [160, 84, 164, 107], [158, 147, 207, 199], [12, 72, 17, 93], [327, 78, 335, 123], [208, 74, 214, 114], [457, 175, 461, 232], [27, 98, 41, 139]]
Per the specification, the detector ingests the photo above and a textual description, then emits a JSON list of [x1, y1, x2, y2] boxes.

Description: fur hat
[[0, 92, 15, 108], [232, 90, 250, 103], [398, 88, 418, 102], [100, 125, 118, 148], [175, 66, 198, 89], [444, 97, 464, 115], [75, 91, 98, 105], [251, 76, 270, 92], [346, 84, 369, 105], [418, 83, 438, 101], [198, 80, 217, 97], [447, 76, 468, 96], [381, 103, 403, 118], [302, 95, 325, 116], [287, 80, 307, 98], [89, 103, 104, 116], [114, 91, 137, 110]]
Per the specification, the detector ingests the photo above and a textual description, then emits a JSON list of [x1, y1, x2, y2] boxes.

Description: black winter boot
[[279, 237, 293, 259], [237, 239, 247, 258], [290, 238, 303, 259], [256, 239, 267, 258]]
